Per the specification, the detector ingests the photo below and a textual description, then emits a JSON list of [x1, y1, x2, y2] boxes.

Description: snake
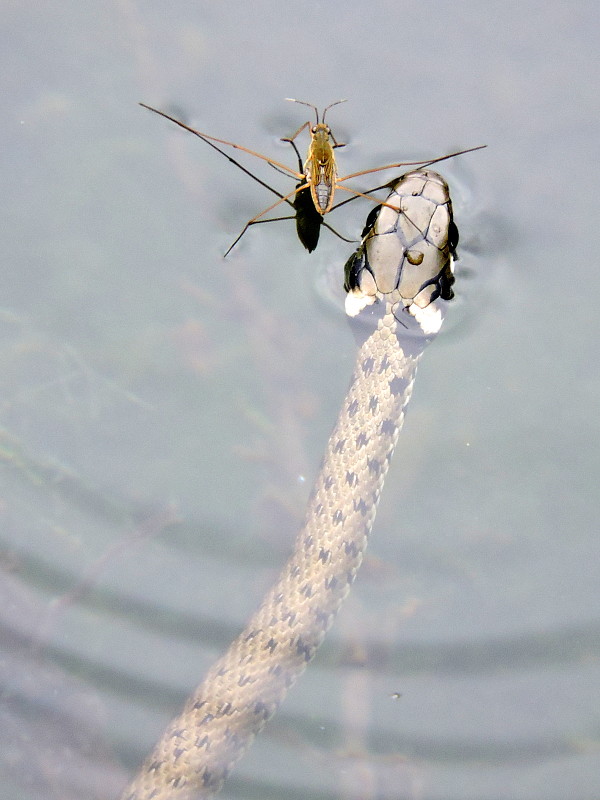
[[120, 168, 458, 800]]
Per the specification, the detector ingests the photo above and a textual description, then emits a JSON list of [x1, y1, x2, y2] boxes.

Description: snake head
[[344, 169, 456, 333]]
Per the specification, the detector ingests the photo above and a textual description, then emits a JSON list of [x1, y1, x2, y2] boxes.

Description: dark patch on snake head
[[200, 713, 215, 726], [347, 398, 359, 417], [362, 356, 375, 375], [219, 701, 233, 715], [315, 503, 324, 517], [192, 699, 207, 710], [361, 202, 382, 238], [448, 217, 459, 258], [148, 759, 163, 772], [380, 418, 396, 437], [356, 432, 369, 449], [439, 256, 455, 300], [343, 242, 367, 292], [244, 629, 260, 642], [196, 735, 209, 749], [319, 547, 331, 563], [369, 395, 378, 413], [333, 437, 346, 453], [324, 475, 334, 491], [265, 637, 277, 653], [174, 747, 185, 761], [300, 582, 313, 598], [290, 565, 300, 578], [325, 575, 338, 590], [389, 375, 409, 397], [332, 509, 344, 525], [346, 470, 358, 487], [304, 534, 314, 549], [238, 674, 254, 687]]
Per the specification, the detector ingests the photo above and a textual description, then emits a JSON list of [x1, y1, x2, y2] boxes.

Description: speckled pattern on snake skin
[[121, 170, 456, 800]]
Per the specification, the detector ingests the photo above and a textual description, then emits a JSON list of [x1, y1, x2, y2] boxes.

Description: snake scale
[[121, 169, 457, 799]]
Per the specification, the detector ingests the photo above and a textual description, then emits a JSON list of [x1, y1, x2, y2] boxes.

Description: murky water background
[[2, 2, 599, 799]]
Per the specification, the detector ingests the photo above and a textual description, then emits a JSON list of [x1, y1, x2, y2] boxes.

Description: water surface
[[2, 2, 599, 799]]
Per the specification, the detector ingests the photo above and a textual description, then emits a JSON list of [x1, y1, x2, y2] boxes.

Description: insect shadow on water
[[140, 100, 486, 255]]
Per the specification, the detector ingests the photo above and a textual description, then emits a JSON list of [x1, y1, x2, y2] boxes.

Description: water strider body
[[280, 98, 348, 216]]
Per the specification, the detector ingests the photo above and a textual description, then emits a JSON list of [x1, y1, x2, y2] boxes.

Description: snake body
[[121, 169, 456, 800]]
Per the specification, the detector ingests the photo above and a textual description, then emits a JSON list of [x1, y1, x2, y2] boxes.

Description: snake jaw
[[406, 297, 446, 335], [345, 286, 377, 317]]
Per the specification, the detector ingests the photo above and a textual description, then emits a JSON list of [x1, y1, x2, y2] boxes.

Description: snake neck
[[121, 309, 428, 800]]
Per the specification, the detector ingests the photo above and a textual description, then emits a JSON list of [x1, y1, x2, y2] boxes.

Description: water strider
[[140, 99, 485, 253]]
